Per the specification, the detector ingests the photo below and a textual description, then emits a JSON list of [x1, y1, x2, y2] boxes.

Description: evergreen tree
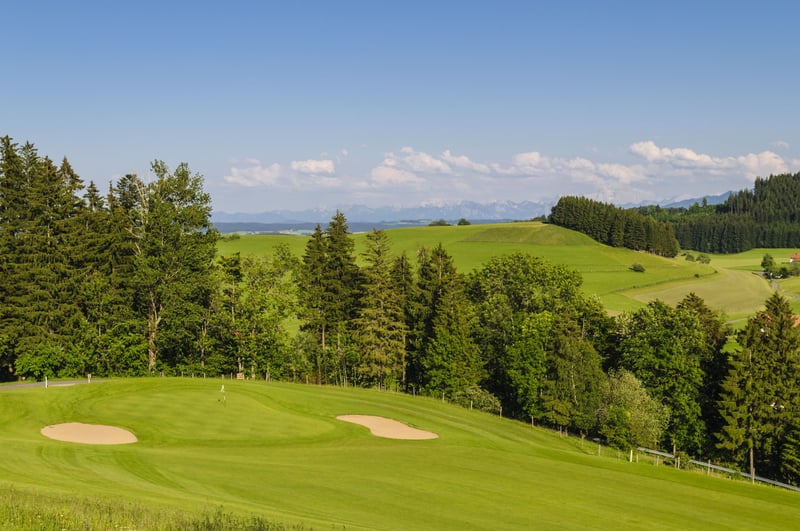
[[353, 230, 406, 389], [298, 224, 330, 382], [99, 177, 148, 375], [297, 212, 361, 384], [0, 137, 26, 377], [717, 293, 800, 480], [407, 244, 459, 391], [0, 139, 87, 378], [420, 274, 483, 397], [390, 251, 417, 389]]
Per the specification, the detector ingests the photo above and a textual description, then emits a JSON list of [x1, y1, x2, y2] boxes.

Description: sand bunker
[[41, 422, 137, 445], [337, 415, 438, 440]]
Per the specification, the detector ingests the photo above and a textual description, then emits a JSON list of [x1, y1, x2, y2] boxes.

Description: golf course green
[[1, 378, 798, 529]]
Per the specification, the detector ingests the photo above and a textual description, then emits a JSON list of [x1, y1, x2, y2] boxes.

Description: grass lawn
[[1, 379, 798, 529], [218, 222, 789, 318]]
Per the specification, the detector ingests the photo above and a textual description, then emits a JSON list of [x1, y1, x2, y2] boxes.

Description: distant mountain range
[[211, 194, 734, 233], [212, 200, 552, 225], [659, 191, 733, 209]]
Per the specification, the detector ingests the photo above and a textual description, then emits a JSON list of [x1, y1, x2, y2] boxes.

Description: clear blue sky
[[4, 1, 800, 213]]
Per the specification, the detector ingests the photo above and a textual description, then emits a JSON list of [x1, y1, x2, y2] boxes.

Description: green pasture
[[218, 222, 792, 318], [1, 379, 798, 529], [708, 248, 798, 272]]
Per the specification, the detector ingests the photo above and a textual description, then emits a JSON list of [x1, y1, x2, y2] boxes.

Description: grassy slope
[[1, 379, 798, 529], [219, 222, 795, 318]]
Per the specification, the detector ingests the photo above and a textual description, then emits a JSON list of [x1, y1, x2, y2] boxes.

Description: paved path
[[0, 379, 100, 391]]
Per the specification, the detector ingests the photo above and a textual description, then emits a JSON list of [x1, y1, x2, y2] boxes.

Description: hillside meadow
[[218, 221, 800, 319], [1, 378, 799, 529]]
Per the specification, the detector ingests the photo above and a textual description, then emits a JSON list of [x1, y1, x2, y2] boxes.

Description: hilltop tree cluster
[[550, 196, 679, 257], [2, 137, 800, 485]]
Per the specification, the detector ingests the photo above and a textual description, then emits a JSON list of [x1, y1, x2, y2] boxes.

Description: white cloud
[[441, 150, 490, 173], [597, 162, 645, 184], [369, 165, 426, 186], [380, 155, 399, 167], [629, 141, 717, 167], [399, 147, 452, 174], [291, 159, 335, 174], [224, 160, 282, 187], [512, 151, 548, 171], [629, 140, 788, 181], [736, 151, 788, 180], [222, 141, 798, 212]]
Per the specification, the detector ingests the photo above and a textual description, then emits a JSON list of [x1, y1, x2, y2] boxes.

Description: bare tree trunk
[[147, 294, 162, 373], [199, 318, 208, 368]]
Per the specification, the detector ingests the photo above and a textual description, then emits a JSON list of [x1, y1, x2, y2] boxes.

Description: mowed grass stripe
[[1, 379, 798, 529]]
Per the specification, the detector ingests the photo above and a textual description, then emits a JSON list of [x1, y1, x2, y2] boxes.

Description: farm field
[[1, 378, 799, 529], [217, 222, 800, 318]]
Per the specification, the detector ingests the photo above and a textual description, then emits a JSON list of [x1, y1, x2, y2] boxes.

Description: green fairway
[[1, 379, 798, 529], [218, 222, 791, 318]]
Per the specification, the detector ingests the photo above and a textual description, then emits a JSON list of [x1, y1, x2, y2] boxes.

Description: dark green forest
[[2, 137, 800, 485], [550, 173, 800, 254], [643, 172, 800, 253], [550, 196, 680, 257]]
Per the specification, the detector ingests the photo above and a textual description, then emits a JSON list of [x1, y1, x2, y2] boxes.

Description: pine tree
[[298, 224, 330, 382], [322, 211, 361, 384], [297, 212, 361, 384], [420, 274, 483, 397], [0, 140, 87, 378], [717, 293, 800, 480], [408, 244, 459, 391], [390, 251, 416, 389], [0, 136, 26, 378], [353, 230, 407, 389]]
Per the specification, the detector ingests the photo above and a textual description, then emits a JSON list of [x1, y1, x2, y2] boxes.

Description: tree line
[[638, 172, 800, 253], [550, 196, 680, 257], [551, 173, 800, 255], [2, 137, 800, 485]]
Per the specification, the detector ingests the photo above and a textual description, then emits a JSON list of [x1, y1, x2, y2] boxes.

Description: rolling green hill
[[218, 222, 797, 319], [1, 379, 798, 529]]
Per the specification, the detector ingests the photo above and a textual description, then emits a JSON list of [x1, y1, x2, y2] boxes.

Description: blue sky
[[4, 1, 800, 213]]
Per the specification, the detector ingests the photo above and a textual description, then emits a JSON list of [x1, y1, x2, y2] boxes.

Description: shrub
[[451, 386, 502, 414], [630, 263, 646, 273]]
